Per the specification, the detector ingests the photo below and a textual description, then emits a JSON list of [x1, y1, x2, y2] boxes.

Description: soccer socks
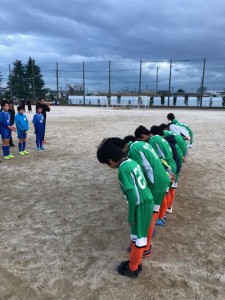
[[2, 146, 7, 157], [158, 194, 168, 220], [145, 212, 158, 252], [19, 142, 23, 152], [6, 146, 10, 156], [169, 188, 176, 208], [129, 244, 144, 271], [23, 141, 26, 151], [166, 190, 172, 209]]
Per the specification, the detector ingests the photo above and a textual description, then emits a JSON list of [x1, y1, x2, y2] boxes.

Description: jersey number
[[134, 165, 146, 189]]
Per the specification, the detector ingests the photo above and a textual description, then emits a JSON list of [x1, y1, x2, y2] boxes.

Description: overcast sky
[[1, 0, 225, 91]]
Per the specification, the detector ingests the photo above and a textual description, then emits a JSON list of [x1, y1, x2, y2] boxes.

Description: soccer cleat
[[143, 246, 152, 258], [4, 156, 10, 160], [23, 150, 29, 154], [166, 208, 173, 214], [156, 219, 165, 226], [19, 151, 25, 156], [8, 154, 15, 158], [117, 261, 142, 278], [40, 146, 46, 150], [36, 147, 41, 151]]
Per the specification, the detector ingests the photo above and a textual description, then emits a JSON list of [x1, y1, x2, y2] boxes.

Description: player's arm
[[45, 104, 50, 112], [119, 171, 137, 225], [15, 116, 23, 131]]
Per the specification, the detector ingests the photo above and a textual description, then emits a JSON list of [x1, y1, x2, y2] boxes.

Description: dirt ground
[[0, 106, 225, 300]]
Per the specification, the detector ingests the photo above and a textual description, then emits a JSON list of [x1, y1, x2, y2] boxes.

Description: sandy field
[[0, 106, 225, 300]]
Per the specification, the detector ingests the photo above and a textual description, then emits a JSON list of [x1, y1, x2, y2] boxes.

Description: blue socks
[[2, 146, 7, 156], [19, 143, 23, 152], [23, 141, 26, 151]]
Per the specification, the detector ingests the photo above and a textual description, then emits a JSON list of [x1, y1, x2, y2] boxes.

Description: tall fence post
[[139, 59, 142, 95], [56, 62, 59, 103], [155, 66, 159, 94], [200, 58, 206, 108], [109, 60, 111, 102], [83, 61, 85, 105], [167, 59, 172, 106]]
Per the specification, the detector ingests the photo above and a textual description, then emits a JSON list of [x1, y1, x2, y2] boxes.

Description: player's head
[[106, 137, 129, 154], [134, 125, 150, 142], [149, 125, 158, 136], [124, 135, 136, 143], [1, 100, 9, 111], [97, 138, 125, 168], [17, 105, 25, 114], [39, 97, 45, 104], [151, 125, 164, 136], [37, 107, 43, 114], [167, 113, 175, 121], [160, 123, 169, 130], [9, 101, 14, 110]]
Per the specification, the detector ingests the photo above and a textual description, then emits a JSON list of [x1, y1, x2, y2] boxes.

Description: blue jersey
[[32, 113, 44, 126], [0, 111, 11, 136], [15, 113, 29, 132]]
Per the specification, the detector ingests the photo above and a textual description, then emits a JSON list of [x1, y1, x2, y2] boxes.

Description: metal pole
[[109, 60, 111, 98], [167, 59, 172, 106], [56, 62, 59, 103], [139, 59, 142, 95], [32, 59, 36, 102], [83, 61, 85, 105], [155, 66, 159, 94], [200, 57, 206, 108], [9, 64, 13, 99]]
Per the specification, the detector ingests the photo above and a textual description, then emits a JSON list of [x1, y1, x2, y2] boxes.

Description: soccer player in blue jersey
[[15, 105, 29, 156], [32, 107, 45, 151], [0, 100, 16, 160]]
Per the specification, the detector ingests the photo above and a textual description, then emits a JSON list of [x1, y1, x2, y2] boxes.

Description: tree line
[[2, 57, 45, 101]]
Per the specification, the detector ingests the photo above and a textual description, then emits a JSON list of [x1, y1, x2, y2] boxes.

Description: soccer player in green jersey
[[134, 125, 177, 224], [167, 113, 193, 148], [107, 137, 170, 255], [97, 139, 154, 278]]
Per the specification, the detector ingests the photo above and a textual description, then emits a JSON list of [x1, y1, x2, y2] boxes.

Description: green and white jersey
[[128, 141, 170, 193], [172, 119, 193, 144], [164, 130, 187, 156], [118, 158, 154, 246], [118, 158, 153, 205], [149, 135, 173, 161]]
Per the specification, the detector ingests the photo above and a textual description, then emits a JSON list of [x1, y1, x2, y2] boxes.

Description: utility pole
[[200, 57, 206, 108], [9, 64, 13, 100], [32, 59, 36, 102], [56, 62, 59, 103], [167, 59, 172, 106], [83, 61, 85, 105]]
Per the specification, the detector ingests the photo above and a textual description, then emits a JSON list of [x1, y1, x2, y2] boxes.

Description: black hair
[[167, 113, 175, 121], [124, 135, 136, 143], [149, 125, 157, 135], [17, 105, 24, 112], [160, 123, 169, 130], [39, 97, 44, 102], [106, 137, 127, 149], [134, 125, 150, 139], [1, 100, 9, 107], [97, 139, 125, 164], [153, 126, 164, 136]]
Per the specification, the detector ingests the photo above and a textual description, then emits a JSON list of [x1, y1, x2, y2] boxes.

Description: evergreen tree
[[25, 57, 45, 100], [7, 60, 28, 99]]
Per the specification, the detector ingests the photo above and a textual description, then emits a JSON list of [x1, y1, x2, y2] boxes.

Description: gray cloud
[[0, 0, 225, 91]]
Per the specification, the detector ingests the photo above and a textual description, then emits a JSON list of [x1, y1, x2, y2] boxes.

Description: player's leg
[[18, 136, 25, 155]]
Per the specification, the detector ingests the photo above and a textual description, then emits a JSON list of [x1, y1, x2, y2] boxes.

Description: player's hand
[[8, 125, 16, 132]]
